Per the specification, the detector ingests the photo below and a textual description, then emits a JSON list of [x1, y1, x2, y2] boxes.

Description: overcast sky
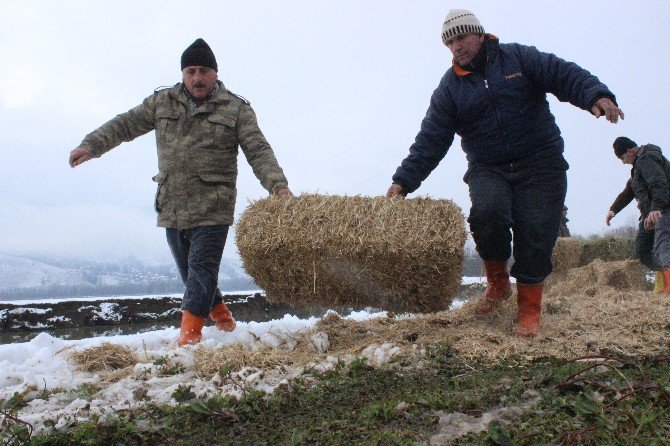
[[1, 0, 669, 264]]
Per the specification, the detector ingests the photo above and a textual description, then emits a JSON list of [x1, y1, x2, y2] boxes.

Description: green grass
[[5, 345, 669, 445]]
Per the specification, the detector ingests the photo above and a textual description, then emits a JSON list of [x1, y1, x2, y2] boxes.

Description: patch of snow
[[21, 322, 52, 329], [0, 291, 262, 306], [5, 307, 52, 315], [137, 308, 181, 319], [77, 305, 97, 312], [92, 303, 121, 322], [462, 276, 516, 285], [0, 309, 391, 434]]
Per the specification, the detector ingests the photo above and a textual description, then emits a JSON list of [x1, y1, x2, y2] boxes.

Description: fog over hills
[[0, 253, 255, 300]]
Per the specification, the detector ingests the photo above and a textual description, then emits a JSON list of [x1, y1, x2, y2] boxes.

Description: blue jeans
[[465, 155, 568, 284], [166, 225, 229, 317]]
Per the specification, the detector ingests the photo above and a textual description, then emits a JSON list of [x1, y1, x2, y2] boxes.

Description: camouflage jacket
[[80, 81, 289, 228]]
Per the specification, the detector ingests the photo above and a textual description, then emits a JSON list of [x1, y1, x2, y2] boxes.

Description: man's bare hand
[[591, 97, 624, 124], [275, 187, 294, 197], [69, 147, 92, 168], [605, 210, 616, 226], [645, 210, 663, 229], [386, 183, 407, 199]]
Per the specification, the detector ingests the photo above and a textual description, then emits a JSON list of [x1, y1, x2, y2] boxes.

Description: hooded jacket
[[80, 81, 288, 229], [630, 144, 670, 217], [392, 36, 615, 193]]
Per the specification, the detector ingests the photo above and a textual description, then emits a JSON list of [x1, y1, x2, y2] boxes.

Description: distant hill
[[0, 253, 256, 300]]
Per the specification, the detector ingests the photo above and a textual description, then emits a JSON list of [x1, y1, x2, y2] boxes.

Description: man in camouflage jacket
[[69, 38, 293, 345]]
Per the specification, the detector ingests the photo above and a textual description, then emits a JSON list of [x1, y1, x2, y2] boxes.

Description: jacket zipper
[[482, 74, 510, 158]]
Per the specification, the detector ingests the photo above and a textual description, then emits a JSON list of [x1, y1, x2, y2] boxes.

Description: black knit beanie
[[613, 137, 637, 157], [181, 38, 217, 71]]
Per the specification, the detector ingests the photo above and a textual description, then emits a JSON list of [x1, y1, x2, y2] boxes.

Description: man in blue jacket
[[386, 9, 624, 337]]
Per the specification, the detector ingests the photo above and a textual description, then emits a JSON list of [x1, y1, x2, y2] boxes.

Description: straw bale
[[236, 195, 467, 313], [69, 342, 139, 372], [545, 259, 646, 296], [579, 236, 634, 266], [551, 237, 583, 272]]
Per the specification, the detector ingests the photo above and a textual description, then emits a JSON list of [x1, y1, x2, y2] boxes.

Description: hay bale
[[545, 259, 646, 296], [236, 195, 467, 313], [551, 237, 583, 272], [579, 236, 635, 266]]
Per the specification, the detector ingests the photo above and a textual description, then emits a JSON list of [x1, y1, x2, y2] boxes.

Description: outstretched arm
[[518, 44, 623, 123]]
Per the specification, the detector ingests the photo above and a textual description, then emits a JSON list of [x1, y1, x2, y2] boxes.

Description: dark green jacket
[[630, 144, 670, 218], [80, 81, 289, 228]]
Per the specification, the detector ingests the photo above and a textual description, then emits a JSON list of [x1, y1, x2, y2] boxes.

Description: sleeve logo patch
[[505, 72, 523, 80]]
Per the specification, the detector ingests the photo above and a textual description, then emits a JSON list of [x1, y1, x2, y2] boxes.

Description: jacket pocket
[[207, 115, 237, 144], [156, 111, 180, 144], [198, 173, 236, 196], [152, 172, 168, 213], [194, 172, 236, 217]]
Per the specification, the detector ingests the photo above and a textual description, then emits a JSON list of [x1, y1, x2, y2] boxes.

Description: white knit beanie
[[441, 9, 485, 46]]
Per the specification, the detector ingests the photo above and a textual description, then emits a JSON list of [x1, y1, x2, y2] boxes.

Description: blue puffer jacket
[[393, 36, 616, 193]]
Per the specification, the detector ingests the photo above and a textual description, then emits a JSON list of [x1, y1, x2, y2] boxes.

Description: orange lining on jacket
[[452, 33, 498, 77]]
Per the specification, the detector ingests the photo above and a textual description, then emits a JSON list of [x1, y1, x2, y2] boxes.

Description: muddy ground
[[0, 284, 483, 343]]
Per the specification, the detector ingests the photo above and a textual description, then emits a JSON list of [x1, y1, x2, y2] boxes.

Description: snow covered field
[[0, 311, 386, 432], [0, 279, 480, 432]]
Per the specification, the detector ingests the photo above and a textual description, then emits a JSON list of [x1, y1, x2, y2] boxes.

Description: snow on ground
[[0, 310, 392, 432], [0, 307, 53, 321], [0, 281, 480, 432], [0, 290, 262, 306], [461, 276, 514, 285]]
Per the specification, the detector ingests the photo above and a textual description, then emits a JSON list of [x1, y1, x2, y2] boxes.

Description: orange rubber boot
[[475, 260, 512, 314], [653, 271, 664, 293], [178, 310, 205, 346], [210, 302, 237, 332], [513, 283, 543, 338], [661, 267, 670, 295]]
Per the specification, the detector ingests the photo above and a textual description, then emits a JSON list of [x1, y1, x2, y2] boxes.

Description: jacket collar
[[452, 33, 499, 77], [169, 80, 231, 106]]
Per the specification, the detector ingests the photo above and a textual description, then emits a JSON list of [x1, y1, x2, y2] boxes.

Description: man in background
[[609, 137, 670, 294], [69, 38, 293, 345]]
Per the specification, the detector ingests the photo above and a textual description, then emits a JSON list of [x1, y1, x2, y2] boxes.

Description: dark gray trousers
[[466, 155, 568, 284], [652, 213, 670, 269], [166, 225, 229, 317]]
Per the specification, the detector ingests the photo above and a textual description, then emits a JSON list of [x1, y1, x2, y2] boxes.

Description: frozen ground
[[0, 310, 390, 432]]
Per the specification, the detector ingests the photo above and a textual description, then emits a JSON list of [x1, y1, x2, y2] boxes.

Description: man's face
[[445, 33, 485, 66], [182, 66, 218, 99], [619, 148, 636, 165]]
